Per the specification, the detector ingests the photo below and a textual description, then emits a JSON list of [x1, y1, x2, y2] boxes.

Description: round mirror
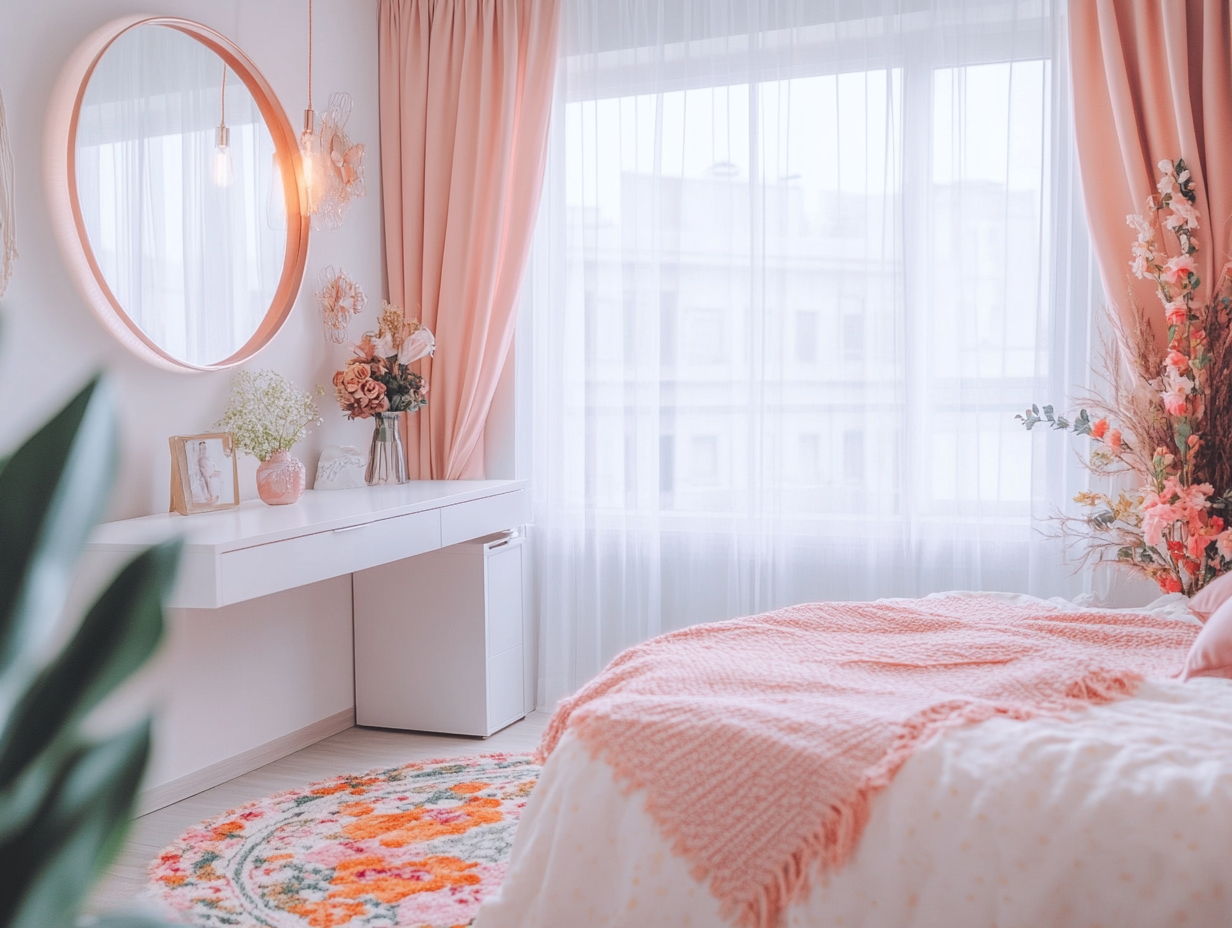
[[47, 17, 310, 372]]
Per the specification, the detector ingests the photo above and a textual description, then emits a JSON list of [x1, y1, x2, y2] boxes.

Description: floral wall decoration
[[313, 92, 365, 231], [0, 85, 16, 299], [315, 265, 366, 343]]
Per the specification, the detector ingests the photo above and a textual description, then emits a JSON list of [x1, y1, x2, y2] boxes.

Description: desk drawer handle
[[332, 523, 368, 534]]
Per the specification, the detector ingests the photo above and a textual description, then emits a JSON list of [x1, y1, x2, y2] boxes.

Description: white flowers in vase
[[215, 370, 324, 506]]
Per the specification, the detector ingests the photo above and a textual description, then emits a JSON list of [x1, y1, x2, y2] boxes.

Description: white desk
[[88, 480, 531, 811], [86, 480, 531, 610]]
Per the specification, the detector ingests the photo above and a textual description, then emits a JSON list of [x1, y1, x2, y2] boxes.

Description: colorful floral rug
[[146, 753, 539, 928]]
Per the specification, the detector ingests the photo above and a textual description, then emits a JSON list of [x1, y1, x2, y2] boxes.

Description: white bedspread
[[475, 595, 1232, 928]]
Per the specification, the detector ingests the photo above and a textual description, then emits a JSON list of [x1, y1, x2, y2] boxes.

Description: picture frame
[[169, 433, 240, 515]]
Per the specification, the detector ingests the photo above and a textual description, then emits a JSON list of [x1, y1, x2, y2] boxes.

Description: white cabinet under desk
[[84, 480, 531, 737], [354, 533, 527, 737]]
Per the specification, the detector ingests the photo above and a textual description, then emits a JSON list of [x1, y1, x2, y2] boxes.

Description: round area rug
[[146, 752, 539, 928]]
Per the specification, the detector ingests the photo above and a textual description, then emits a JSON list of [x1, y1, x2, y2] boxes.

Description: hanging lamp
[[300, 0, 322, 215], [212, 63, 234, 187]]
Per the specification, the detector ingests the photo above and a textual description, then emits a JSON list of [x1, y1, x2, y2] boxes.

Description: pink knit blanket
[[539, 595, 1197, 928]]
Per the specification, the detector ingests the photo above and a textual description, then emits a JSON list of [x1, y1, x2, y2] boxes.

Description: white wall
[[0, 0, 386, 508], [148, 578, 355, 789], [0, 0, 384, 793]]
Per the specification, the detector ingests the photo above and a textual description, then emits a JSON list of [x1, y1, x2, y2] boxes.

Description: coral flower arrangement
[[1021, 158, 1232, 594], [334, 301, 434, 419]]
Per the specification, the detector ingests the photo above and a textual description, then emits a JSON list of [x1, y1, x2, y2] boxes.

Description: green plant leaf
[[0, 722, 150, 928], [1016, 406, 1043, 430], [0, 540, 181, 785], [0, 377, 117, 681], [1091, 509, 1117, 528], [0, 746, 69, 843]]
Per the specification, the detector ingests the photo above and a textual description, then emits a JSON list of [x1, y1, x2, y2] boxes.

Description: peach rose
[[342, 368, 364, 392], [361, 379, 385, 401]]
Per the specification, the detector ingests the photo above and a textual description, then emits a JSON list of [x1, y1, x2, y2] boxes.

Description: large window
[[525, 0, 1098, 702]]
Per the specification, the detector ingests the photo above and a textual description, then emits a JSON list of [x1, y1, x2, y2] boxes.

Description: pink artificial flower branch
[[1020, 157, 1232, 595]]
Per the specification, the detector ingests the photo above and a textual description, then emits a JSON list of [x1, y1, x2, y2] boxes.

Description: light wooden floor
[[90, 711, 552, 915]]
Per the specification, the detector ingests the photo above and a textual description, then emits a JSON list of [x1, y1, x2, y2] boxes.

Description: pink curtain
[[378, 0, 559, 479], [1070, 0, 1232, 344]]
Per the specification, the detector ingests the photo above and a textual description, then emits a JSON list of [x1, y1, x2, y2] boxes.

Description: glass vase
[[366, 412, 408, 486]]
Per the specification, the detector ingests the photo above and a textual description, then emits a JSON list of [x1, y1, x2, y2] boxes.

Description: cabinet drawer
[[440, 489, 530, 547], [220, 509, 441, 604]]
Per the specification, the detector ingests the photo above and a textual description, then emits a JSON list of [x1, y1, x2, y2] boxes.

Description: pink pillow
[[1189, 570, 1232, 620], [1182, 596, 1232, 680]]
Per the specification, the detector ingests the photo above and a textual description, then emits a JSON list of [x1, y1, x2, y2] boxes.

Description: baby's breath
[[215, 370, 323, 462]]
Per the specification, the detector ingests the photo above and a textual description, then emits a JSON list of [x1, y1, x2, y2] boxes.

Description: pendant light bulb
[[301, 109, 320, 213], [300, 0, 320, 217], [213, 125, 234, 188]]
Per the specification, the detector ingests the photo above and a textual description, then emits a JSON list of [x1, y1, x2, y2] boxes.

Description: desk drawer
[[440, 489, 530, 547], [219, 509, 442, 605]]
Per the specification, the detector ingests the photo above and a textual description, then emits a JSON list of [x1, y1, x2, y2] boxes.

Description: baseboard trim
[[137, 708, 356, 816]]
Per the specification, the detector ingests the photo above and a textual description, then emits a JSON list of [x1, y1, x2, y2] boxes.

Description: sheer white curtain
[[523, 0, 1102, 707]]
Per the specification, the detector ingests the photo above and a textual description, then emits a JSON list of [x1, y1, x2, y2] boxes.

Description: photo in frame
[[169, 433, 239, 515]]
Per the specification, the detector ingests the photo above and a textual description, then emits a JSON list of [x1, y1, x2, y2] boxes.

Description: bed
[[474, 593, 1232, 928]]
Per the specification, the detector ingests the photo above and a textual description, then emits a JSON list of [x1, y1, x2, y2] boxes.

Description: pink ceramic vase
[[256, 450, 306, 505]]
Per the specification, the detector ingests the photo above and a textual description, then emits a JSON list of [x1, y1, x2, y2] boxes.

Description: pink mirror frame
[[45, 16, 311, 373]]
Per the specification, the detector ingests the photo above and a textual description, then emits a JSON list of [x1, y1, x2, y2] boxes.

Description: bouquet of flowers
[[334, 301, 434, 419], [1021, 158, 1232, 594], [215, 369, 322, 462]]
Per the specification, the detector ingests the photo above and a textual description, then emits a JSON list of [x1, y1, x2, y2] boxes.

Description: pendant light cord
[[220, 64, 227, 127], [307, 0, 314, 113]]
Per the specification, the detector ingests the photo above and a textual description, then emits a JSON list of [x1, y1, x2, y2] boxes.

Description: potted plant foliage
[[0, 376, 181, 927]]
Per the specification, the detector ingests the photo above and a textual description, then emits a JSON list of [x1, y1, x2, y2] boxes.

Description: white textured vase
[[256, 450, 306, 505]]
